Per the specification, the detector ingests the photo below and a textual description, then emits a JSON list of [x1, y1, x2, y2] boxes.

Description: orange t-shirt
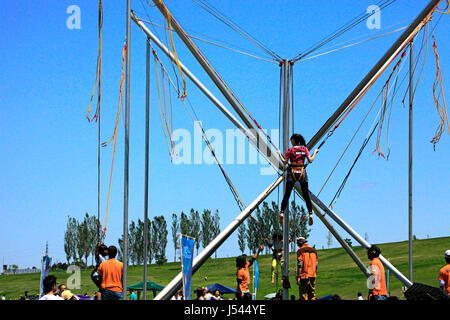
[[370, 257, 387, 296], [98, 258, 123, 292], [236, 261, 251, 292], [297, 244, 318, 278], [439, 264, 450, 294]]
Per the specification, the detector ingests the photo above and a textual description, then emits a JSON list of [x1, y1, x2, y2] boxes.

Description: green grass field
[[1, 236, 448, 300]]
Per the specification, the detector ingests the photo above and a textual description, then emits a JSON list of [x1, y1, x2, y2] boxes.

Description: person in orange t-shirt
[[296, 237, 318, 300], [97, 246, 123, 300], [235, 244, 264, 301], [439, 250, 450, 296], [367, 245, 387, 301]]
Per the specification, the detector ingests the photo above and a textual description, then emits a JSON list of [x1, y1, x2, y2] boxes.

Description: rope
[[374, 50, 407, 158], [153, 50, 178, 160], [163, 4, 187, 100], [315, 8, 435, 152], [135, 17, 279, 64], [87, 0, 103, 122], [292, 0, 398, 62], [329, 121, 380, 209], [436, 0, 450, 14], [430, 35, 450, 148], [191, 0, 282, 61], [400, 21, 430, 107], [301, 26, 408, 62], [102, 42, 127, 237], [317, 84, 385, 197], [154, 0, 282, 166]]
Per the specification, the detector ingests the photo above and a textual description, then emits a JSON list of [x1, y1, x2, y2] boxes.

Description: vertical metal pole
[[122, 0, 131, 300], [143, 38, 150, 300], [98, 97, 101, 243], [408, 39, 414, 282], [281, 60, 290, 301]]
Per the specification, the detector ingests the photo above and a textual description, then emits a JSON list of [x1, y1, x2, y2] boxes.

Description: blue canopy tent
[[206, 283, 238, 295]]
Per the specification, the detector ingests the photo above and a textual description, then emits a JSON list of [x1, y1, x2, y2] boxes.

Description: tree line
[[63, 209, 221, 267], [63, 201, 310, 267]]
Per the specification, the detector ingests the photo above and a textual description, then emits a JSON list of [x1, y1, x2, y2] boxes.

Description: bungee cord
[[191, 0, 282, 62], [135, 16, 278, 64], [292, 0, 398, 62]]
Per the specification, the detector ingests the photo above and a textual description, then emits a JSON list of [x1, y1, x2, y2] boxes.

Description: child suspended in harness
[[277, 133, 319, 226]]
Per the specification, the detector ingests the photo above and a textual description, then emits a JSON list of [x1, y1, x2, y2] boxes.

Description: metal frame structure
[[119, 0, 442, 300]]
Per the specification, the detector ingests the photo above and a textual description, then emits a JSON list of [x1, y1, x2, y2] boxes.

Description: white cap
[[445, 250, 450, 259]]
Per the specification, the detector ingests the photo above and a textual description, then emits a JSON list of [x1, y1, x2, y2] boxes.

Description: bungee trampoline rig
[[86, 0, 450, 300]]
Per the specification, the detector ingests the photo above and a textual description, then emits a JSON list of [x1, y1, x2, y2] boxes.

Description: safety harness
[[290, 163, 306, 183]]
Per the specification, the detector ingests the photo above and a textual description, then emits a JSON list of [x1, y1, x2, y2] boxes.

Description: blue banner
[[253, 260, 259, 300], [180, 235, 195, 300], [40, 255, 52, 295]]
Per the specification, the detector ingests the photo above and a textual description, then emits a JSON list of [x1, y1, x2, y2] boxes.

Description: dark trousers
[[101, 289, 122, 300], [298, 277, 316, 300], [236, 292, 252, 301], [280, 171, 312, 214]]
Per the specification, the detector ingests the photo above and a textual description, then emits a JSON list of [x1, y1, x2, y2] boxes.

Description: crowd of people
[[36, 243, 124, 301], [6, 240, 449, 301]]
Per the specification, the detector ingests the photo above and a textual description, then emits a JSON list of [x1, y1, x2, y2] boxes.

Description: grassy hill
[[1, 236, 448, 300]]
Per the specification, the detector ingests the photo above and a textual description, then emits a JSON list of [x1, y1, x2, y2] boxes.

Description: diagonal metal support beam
[[154, 176, 284, 300], [131, 11, 283, 171], [151, 0, 283, 170], [306, 0, 441, 150], [294, 188, 371, 277], [304, 188, 413, 287]]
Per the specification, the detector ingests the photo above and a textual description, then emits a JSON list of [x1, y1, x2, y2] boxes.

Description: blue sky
[[0, 0, 449, 269]]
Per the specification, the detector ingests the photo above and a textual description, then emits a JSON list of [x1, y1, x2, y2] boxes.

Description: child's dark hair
[[108, 245, 118, 258], [290, 134, 306, 146], [235, 255, 247, 268], [42, 275, 57, 294]]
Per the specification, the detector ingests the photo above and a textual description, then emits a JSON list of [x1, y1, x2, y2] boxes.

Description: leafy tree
[[201, 209, 214, 251], [268, 201, 281, 237], [144, 217, 153, 264], [211, 210, 221, 258], [74, 218, 85, 267], [180, 211, 191, 237], [128, 221, 137, 265], [171, 213, 179, 262], [327, 230, 333, 249], [246, 215, 262, 254], [72, 213, 97, 270], [134, 219, 145, 265], [64, 216, 78, 264], [237, 223, 247, 254], [152, 216, 168, 265], [118, 229, 131, 264], [190, 209, 201, 255], [86, 214, 99, 266]]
